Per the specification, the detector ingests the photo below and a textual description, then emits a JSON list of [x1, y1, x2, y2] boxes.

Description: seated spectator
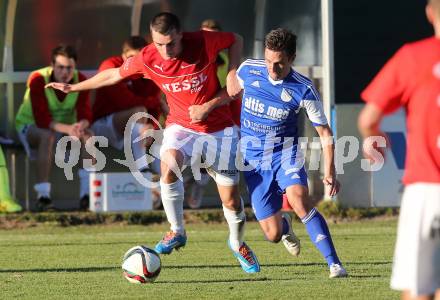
[[91, 36, 163, 207], [15, 45, 93, 211]]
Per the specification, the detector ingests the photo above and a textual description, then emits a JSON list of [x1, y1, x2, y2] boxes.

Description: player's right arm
[[358, 103, 387, 162], [45, 50, 149, 93], [45, 68, 123, 93], [359, 45, 410, 163]]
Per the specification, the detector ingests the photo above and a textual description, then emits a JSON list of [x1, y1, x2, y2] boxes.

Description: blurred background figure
[[91, 35, 164, 209], [15, 45, 93, 211], [358, 0, 440, 298], [200, 19, 241, 126], [0, 144, 22, 213], [182, 19, 242, 210]]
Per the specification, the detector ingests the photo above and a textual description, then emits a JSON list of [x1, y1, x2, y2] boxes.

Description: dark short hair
[[51, 45, 77, 63], [264, 28, 297, 58], [201, 19, 222, 31], [150, 12, 181, 35], [122, 36, 147, 53]]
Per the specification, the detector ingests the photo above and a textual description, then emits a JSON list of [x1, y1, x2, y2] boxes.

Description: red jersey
[[93, 56, 162, 122], [29, 72, 91, 128], [361, 37, 440, 184], [119, 31, 235, 133]]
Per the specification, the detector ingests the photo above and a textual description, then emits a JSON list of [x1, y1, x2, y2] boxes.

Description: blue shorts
[[244, 162, 307, 221]]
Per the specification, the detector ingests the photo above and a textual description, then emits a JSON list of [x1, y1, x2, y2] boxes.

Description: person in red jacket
[[15, 45, 93, 211], [92, 36, 163, 175]]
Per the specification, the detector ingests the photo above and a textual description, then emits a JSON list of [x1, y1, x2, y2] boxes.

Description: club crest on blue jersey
[[281, 88, 292, 102]]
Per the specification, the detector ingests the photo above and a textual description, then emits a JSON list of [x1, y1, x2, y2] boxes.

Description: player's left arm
[[315, 124, 340, 196], [226, 33, 243, 98], [301, 84, 339, 196], [188, 53, 246, 123]]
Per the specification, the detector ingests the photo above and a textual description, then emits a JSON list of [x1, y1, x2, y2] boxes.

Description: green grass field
[[0, 218, 399, 299]]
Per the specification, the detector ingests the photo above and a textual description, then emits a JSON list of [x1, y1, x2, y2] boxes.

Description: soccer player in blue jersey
[[234, 28, 347, 278]]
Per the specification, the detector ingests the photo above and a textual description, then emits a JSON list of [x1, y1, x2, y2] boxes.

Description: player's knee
[[287, 190, 309, 214], [40, 130, 56, 146], [160, 151, 183, 180], [161, 167, 180, 183], [222, 198, 235, 209], [264, 228, 283, 243]]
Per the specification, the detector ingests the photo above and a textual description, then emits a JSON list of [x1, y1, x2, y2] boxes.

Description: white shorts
[[391, 183, 440, 296], [91, 115, 124, 150], [160, 124, 239, 186]]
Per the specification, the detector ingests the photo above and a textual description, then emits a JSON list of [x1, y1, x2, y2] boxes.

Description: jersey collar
[[267, 68, 294, 86], [267, 75, 283, 85]]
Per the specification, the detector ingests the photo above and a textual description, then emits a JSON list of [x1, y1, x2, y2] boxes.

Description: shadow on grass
[[347, 274, 384, 278], [0, 241, 141, 248], [0, 260, 391, 274], [0, 240, 257, 248], [156, 277, 292, 284], [0, 266, 119, 273]]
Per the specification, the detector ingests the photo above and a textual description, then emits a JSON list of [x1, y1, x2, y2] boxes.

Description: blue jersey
[[237, 59, 328, 159], [237, 59, 328, 220]]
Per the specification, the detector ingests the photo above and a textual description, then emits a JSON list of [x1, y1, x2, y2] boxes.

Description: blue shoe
[[229, 241, 260, 273], [155, 231, 187, 254]]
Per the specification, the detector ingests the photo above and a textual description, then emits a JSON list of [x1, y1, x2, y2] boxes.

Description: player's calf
[[301, 208, 348, 277]]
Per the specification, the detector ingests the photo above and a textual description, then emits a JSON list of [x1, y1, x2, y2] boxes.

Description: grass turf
[[0, 219, 399, 299]]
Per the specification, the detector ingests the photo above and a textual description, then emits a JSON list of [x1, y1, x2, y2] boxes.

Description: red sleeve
[[29, 74, 52, 128], [202, 31, 235, 60], [119, 51, 148, 79], [361, 45, 412, 114], [75, 72, 92, 123], [99, 58, 117, 72]]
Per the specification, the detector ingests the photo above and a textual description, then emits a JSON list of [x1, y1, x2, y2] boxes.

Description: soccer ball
[[122, 245, 161, 283]]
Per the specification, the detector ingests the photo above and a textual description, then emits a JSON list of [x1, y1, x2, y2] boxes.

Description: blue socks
[[301, 208, 340, 267], [282, 217, 290, 235], [263, 216, 290, 243]]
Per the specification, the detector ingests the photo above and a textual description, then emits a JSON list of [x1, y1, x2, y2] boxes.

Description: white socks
[[160, 179, 185, 234], [131, 123, 148, 171], [34, 182, 51, 199], [222, 198, 246, 251]]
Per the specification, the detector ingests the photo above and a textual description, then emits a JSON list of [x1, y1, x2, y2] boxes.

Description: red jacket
[[29, 72, 91, 128]]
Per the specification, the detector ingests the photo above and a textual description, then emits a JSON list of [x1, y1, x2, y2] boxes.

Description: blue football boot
[[229, 241, 260, 273], [155, 231, 187, 254]]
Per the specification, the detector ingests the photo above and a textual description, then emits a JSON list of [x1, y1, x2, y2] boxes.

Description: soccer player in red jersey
[[359, 1, 440, 298], [46, 12, 260, 273]]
